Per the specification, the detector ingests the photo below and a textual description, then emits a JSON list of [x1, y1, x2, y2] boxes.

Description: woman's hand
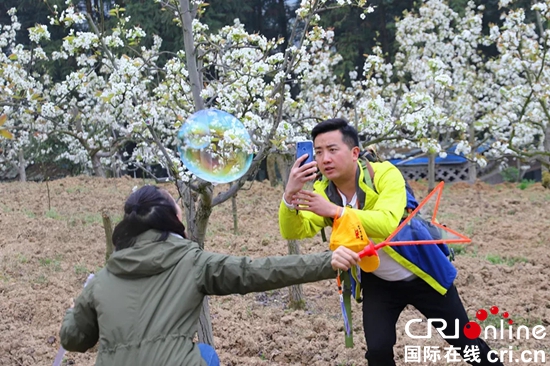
[[331, 246, 360, 271]]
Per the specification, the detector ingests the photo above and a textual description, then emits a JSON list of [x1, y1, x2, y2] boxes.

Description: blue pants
[[198, 343, 220, 366]]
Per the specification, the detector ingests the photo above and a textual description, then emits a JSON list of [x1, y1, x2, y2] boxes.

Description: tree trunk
[[231, 193, 238, 234], [18, 149, 26, 182], [102, 211, 114, 263], [468, 123, 477, 183], [179, 0, 204, 111], [92, 154, 106, 177], [85, 0, 93, 17], [517, 159, 525, 181], [177, 1, 213, 342], [287, 239, 305, 309], [197, 299, 214, 346], [542, 125, 550, 171], [279, 153, 305, 309], [277, 153, 291, 185], [277, 0, 288, 48], [378, 0, 390, 61], [180, 181, 215, 346], [266, 153, 278, 187], [428, 153, 436, 192]]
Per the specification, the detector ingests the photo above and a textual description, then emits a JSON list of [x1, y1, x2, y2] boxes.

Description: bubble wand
[[356, 181, 471, 271]]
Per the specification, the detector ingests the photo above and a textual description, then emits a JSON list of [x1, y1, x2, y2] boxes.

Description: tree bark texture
[[18, 149, 26, 182]]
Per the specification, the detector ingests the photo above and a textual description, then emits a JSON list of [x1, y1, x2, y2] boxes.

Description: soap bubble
[[177, 109, 253, 184]]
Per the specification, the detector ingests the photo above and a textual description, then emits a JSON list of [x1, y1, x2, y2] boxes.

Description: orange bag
[[330, 208, 380, 272]]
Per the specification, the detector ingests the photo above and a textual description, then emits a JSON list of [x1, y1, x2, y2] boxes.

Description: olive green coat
[[60, 230, 336, 365]]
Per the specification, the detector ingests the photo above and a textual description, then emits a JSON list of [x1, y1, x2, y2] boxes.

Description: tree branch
[[179, 0, 204, 111]]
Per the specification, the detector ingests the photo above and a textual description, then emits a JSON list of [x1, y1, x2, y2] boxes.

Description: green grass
[[38, 254, 63, 272], [436, 212, 458, 220], [485, 253, 528, 266], [1, 204, 12, 213], [517, 179, 536, 190], [45, 208, 62, 220], [0, 274, 11, 282], [66, 185, 91, 194], [82, 213, 103, 225], [17, 254, 28, 263], [478, 314, 541, 332], [74, 264, 89, 275], [34, 274, 49, 284], [449, 244, 468, 256]]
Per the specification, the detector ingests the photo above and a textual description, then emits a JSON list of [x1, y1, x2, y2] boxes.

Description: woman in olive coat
[[60, 185, 358, 366]]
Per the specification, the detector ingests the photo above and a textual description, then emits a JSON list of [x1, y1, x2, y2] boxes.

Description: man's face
[[314, 130, 359, 182]]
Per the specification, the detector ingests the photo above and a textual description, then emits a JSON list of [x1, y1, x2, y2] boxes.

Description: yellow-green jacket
[[279, 161, 457, 295]]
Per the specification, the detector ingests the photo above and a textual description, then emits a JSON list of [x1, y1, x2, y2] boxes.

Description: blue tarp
[[388, 154, 467, 166], [386, 144, 489, 166]]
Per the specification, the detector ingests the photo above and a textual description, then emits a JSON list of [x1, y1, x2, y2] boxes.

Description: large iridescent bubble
[[177, 109, 253, 184]]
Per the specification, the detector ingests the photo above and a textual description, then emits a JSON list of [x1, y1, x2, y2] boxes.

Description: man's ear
[[351, 146, 360, 161]]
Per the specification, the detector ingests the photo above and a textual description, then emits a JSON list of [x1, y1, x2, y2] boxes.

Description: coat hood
[[106, 230, 196, 277]]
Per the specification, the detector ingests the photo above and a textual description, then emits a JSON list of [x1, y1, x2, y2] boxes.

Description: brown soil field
[[1, 177, 549, 365]]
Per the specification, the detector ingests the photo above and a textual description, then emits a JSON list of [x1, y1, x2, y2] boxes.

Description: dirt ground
[[1, 176, 549, 366]]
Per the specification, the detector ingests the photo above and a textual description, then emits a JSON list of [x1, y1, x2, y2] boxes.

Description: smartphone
[[296, 140, 314, 167]]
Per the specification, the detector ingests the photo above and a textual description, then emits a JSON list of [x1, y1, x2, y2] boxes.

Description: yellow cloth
[[330, 208, 369, 253], [330, 209, 380, 272]]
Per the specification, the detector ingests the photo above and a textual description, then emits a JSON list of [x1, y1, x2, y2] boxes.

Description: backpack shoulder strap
[[362, 160, 376, 193]]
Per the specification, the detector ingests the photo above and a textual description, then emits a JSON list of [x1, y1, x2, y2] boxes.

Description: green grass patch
[[66, 185, 91, 194], [34, 274, 49, 284], [74, 264, 89, 275], [38, 254, 63, 272], [437, 212, 458, 220], [449, 244, 468, 256], [478, 314, 541, 331], [485, 254, 528, 266], [82, 213, 103, 225], [517, 179, 536, 190], [45, 208, 62, 220], [1, 204, 12, 213], [0, 274, 11, 282], [17, 254, 28, 263]]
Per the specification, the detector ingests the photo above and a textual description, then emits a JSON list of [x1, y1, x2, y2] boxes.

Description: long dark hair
[[112, 185, 186, 251]]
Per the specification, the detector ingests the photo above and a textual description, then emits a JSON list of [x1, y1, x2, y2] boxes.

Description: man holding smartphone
[[278, 118, 503, 366]]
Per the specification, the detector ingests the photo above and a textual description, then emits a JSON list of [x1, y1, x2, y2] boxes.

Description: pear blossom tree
[[484, 0, 550, 172], [296, 0, 504, 186], [1, 0, 376, 345], [388, 0, 501, 184], [0, 6, 162, 179]]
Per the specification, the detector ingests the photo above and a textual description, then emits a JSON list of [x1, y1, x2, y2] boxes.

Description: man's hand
[[283, 154, 318, 204], [331, 246, 360, 271], [291, 190, 340, 218]]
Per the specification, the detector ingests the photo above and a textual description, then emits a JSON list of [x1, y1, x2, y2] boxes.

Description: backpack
[[359, 149, 454, 260]]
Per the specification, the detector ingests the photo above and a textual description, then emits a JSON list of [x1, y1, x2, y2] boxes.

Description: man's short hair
[[311, 118, 359, 149]]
